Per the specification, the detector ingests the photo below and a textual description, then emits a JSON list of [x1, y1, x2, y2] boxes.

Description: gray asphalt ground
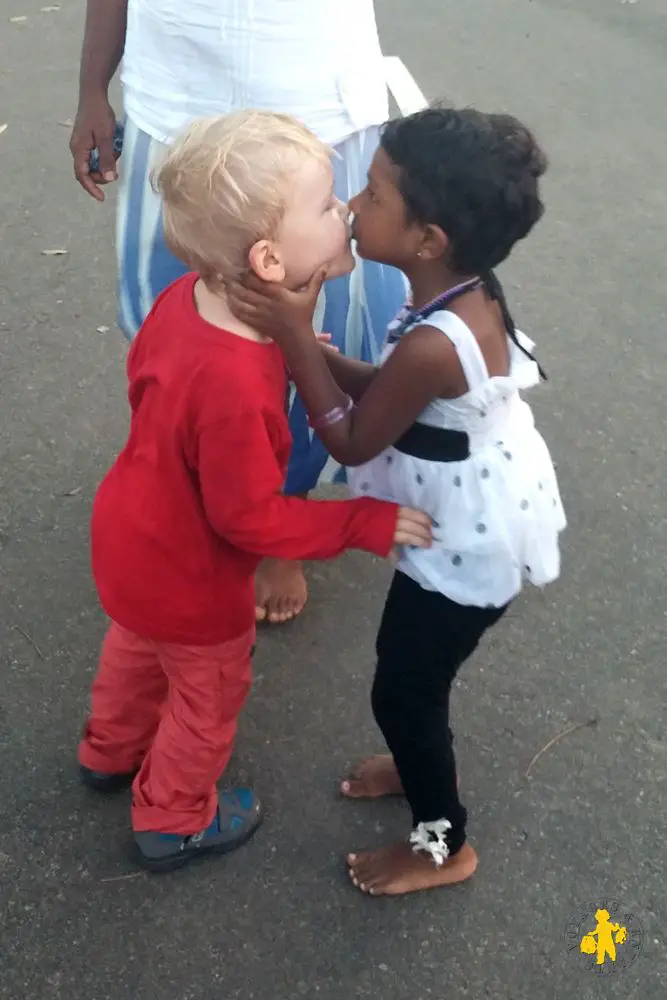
[[1, 1, 666, 997]]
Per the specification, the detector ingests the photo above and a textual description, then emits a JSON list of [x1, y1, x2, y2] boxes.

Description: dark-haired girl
[[230, 106, 566, 896]]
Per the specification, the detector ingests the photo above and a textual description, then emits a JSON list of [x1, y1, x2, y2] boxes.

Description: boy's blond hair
[[154, 110, 331, 290]]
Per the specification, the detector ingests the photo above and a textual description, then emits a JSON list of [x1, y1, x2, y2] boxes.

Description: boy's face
[[268, 156, 354, 288]]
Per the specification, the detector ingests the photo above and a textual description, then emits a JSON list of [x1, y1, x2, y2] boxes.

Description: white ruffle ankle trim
[[409, 818, 453, 867]]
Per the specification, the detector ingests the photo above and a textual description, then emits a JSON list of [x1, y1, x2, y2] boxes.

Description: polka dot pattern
[[345, 308, 564, 607]]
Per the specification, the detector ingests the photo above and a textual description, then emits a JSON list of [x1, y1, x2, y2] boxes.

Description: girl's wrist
[[294, 323, 316, 340], [308, 394, 354, 430], [279, 325, 318, 355]]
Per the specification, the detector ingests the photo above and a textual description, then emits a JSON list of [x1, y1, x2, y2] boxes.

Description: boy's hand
[[393, 508, 433, 550], [228, 267, 328, 343]]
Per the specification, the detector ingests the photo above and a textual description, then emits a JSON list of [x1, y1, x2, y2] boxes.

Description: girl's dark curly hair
[[381, 106, 548, 274]]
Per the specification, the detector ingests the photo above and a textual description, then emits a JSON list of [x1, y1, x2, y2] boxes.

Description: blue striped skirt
[[115, 116, 407, 493]]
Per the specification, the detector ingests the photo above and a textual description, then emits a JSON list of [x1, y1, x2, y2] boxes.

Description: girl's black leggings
[[372, 571, 508, 858]]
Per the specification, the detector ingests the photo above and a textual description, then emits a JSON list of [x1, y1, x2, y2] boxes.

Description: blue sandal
[[133, 788, 263, 873]]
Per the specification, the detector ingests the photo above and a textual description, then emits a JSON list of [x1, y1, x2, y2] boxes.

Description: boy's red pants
[[78, 622, 254, 834]]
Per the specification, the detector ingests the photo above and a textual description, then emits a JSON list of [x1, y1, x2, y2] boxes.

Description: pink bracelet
[[309, 394, 354, 430]]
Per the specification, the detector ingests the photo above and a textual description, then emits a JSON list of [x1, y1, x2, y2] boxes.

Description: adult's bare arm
[[70, 0, 128, 202]]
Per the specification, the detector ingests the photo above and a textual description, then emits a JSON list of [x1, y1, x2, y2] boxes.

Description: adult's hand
[[70, 94, 120, 202]]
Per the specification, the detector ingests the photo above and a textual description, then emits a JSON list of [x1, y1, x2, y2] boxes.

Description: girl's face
[[349, 147, 423, 268]]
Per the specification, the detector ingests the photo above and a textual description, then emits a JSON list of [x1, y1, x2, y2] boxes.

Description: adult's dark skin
[[69, 0, 128, 201]]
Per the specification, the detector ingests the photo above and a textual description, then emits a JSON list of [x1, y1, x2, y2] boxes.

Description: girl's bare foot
[[254, 558, 308, 624], [341, 756, 460, 799], [347, 841, 478, 896], [341, 755, 404, 798]]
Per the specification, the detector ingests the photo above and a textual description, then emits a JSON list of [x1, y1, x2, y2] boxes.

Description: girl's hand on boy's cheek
[[227, 267, 328, 343]]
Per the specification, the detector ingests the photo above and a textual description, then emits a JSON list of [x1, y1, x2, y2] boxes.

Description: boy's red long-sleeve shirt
[[92, 274, 398, 644]]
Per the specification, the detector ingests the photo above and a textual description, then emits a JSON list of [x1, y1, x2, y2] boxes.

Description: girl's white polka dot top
[[348, 309, 566, 608]]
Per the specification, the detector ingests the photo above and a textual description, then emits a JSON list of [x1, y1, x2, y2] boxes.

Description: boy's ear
[[248, 239, 286, 283]]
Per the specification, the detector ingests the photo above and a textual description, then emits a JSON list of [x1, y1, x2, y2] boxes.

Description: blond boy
[[77, 112, 431, 873]]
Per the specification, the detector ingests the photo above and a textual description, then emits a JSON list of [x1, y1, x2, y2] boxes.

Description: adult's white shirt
[[122, 0, 389, 145]]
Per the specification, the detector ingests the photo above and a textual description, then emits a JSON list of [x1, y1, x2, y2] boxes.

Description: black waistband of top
[[393, 422, 470, 462]]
